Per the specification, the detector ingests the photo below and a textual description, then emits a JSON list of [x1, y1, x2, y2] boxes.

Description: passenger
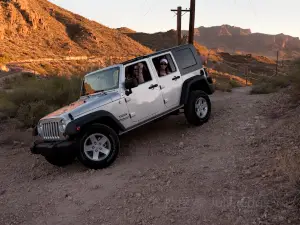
[[133, 63, 145, 84], [159, 58, 170, 77]]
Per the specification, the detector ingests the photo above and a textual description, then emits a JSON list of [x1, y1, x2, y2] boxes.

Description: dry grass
[[251, 76, 291, 94], [208, 68, 250, 92], [251, 59, 300, 95]]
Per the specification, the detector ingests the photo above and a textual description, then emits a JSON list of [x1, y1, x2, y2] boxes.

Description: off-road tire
[[184, 90, 211, 126], [45, 153, 76, 167], [77, 124, 120, 170]]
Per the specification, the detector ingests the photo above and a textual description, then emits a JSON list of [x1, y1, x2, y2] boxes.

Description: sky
[[49, 0, 299, 38]]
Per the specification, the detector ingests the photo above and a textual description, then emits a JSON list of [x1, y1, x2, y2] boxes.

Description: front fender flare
[[65, 110, 125, 136]]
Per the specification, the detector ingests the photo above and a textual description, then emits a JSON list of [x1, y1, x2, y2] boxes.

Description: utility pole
[[276, 50, 279, 75], [188, 0, 196, 44], [171, 7, 190, 45]]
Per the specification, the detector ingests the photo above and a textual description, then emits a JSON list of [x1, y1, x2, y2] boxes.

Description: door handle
[[149, 84, 158, 89], [172, 76, 180, 81]]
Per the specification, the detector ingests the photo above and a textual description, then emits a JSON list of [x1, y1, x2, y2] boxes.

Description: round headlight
[[37, 122, 43, 135], [58, 119, 67, 133]]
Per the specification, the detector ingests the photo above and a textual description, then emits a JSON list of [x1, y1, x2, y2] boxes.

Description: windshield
[[81, 67, 120, 96]]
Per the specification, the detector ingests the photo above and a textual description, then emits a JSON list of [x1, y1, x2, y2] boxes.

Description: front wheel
[[77, 124, 120, 169], [184, 90, 211, 126]]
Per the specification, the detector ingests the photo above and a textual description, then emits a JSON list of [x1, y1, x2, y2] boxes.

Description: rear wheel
[[184, 90, 211, 126], [77, 124, 120, 169]]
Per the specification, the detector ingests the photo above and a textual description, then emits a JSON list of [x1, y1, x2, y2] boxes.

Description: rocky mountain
[[0, 0, 152, 62], [184, 25, 300, 59], [125, 29, 178, 51], [122, 29, 217, 62]]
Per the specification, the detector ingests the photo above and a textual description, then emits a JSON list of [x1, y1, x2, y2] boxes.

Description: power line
[[143, 0, 157, 16]]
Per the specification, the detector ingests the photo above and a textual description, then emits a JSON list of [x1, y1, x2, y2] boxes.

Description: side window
[[175, 48, 197, 69], [152, 54, 177, 77], [125, 61, 152, 88]]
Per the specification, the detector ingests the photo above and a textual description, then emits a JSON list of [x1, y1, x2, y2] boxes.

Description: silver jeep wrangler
[[30, 44, 215, 169]]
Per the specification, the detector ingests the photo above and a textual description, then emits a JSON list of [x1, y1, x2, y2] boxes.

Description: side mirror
[[200, 70, 205, 76], [124, 78, 138, 96]]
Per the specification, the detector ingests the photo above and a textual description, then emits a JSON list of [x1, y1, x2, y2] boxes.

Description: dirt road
[[1, 88, 299, 225]]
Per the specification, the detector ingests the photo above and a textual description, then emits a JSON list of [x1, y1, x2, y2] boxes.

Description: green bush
[[0, 75, 82, 128]]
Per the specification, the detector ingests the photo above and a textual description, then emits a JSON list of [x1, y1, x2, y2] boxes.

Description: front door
[[150, 53, 183, 109], [124, 59, 165, 123]]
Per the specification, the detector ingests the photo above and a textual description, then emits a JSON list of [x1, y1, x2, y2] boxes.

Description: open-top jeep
[[30, 44, 215, 169]]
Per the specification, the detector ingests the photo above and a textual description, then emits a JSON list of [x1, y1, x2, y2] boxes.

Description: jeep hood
[[41, 92, 120, 120]]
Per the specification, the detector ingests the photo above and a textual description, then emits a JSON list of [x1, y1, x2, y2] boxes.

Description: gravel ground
[[1, 87, 300, 225]]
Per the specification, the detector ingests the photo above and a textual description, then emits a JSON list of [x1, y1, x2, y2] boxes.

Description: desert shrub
[[251, 76, 291, 94], [229, 79, 242, 88], [214, 82, 232, 92], [251, 58, 300, 95], [16, 101, 56, 128], [0, 75, 82, 128]]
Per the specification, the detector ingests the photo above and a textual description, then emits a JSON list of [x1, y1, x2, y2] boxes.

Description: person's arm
[[137, 65, 145, 83], [137, 73, 144, 83]]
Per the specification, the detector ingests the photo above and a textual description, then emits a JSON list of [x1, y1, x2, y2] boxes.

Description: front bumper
[[30, 139, 78, 157]]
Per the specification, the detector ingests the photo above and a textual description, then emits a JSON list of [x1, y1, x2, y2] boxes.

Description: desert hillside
[[183, 25, 300, 59], [0, 0, 152, 69]]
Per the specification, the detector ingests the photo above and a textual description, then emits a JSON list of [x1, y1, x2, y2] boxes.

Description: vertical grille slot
[[41, 121, 60, 140]]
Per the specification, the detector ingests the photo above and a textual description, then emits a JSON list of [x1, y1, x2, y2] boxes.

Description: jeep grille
[[41, 122, 61, 140]]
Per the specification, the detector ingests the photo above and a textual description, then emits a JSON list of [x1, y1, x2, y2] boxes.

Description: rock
[[136, 193, 142, 198], [179, 142, 184, 147], [278, 216, 285, 221], [13, 141, 20, 146], [27, 128, 33, 133], [91, 184, 102, 190], [170, 219, 175, 223], [65, 194, 73, 201], [244, 170, 251, 175]]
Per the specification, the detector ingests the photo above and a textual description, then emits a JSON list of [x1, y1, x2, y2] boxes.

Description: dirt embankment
[[0, 87, 299, 225]]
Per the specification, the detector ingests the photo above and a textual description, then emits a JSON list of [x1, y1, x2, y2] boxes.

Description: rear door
[[149, 52, 183, 109]]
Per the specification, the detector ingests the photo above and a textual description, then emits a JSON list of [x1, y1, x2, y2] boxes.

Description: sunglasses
[[160, 63, 167, 65]]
